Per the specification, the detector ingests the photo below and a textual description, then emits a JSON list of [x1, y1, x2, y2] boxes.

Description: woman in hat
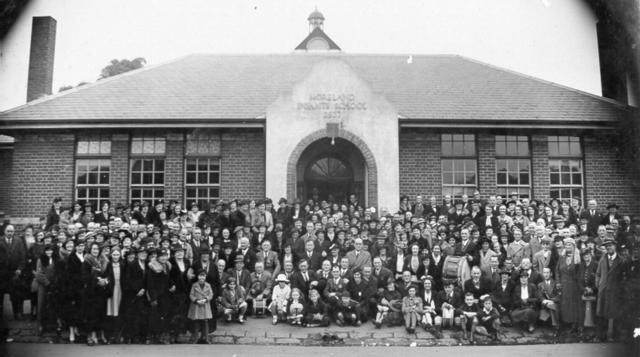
[[269, 274, 291, 325], [374, 279, 403, 328], [82, 242, 110, 346], [146, 248, 174, 344], [34, 244, 61, 335], [188, 202, 202, 226], [169, 244, 191, 343], [187, 269, 214, 344], [103, 247, 123, 343], [63, 239, 85, 343], [45, 197, 63, 231], [94, 201, 112, 225], [556, 237, 584, 332]]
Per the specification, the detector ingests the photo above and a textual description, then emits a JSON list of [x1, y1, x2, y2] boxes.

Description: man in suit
[[228, 255, 252, 294], [256, 240, 281, 276], [274, 198, 292, 229], [506, 228, 531, 267], [532, 237, 553, 273], [435, 280, 462, 328], [234, 237, 257, 273], [580, 199, 603, 237], [0, 225, 26, 320], [480, 205, 499, 236], [463, 266, 493, 301], [454, 228, 478, 267], [324, 265, 347, 311], [247, 261, 273, 315], [602, 203, 622, 226], [291, 259, 318, 298], [346, 238, 372, 272], [297, 240, 322, 271], [448, 200, 468, 225], [189, 228, 209, 263], [425, 196, 440, 218], [483, 255, 502, 286], [537, 267, 560, 330], [372, 257, 393, 293], [596, 237, 625, 341]]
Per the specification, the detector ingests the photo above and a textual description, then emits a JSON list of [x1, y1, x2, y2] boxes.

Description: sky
[[0, 0, 602, 111]]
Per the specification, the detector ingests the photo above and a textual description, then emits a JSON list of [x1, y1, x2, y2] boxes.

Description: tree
[[99, 57, 146, 79]]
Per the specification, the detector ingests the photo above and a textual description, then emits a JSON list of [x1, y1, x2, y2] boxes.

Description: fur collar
[[148, 260, 171, 274]]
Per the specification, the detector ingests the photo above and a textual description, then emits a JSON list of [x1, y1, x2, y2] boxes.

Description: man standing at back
[[0, 225, 26, 320]]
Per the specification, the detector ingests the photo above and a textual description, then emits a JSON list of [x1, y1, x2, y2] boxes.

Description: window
[[130, 135, 165, 203], [548, 136, 583, 204], [185, 158, 220, 208], [75, 136, 111, 211], [441, 134, 477, 198], [496, 136, 531, 199]]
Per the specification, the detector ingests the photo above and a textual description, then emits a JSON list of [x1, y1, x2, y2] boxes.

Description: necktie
[[304, 272, 308, 282], [237, 271, 241, 285]]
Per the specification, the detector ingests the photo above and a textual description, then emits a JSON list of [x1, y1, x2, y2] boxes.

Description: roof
[[0, 53, 634, 130], [295, 27, 342, 51]]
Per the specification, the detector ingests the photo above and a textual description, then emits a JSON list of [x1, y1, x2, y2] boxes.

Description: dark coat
[[462, 277, 493, 300], [595, 253, 624, 319], [291, 270, 317, 297]]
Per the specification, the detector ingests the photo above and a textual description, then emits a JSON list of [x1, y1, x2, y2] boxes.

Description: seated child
[[286, 288, 305, 325], [304, 289, 330, 327], [221, 277, 248, 323], [268, 274, 291, 325], [401, 285, 423, 333], [475, 295, 501, 341], [457, 292, 479, 342], [335, 291, 361, 327]]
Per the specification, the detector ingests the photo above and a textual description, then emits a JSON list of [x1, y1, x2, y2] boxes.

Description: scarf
[[85, 254, 103, 274]]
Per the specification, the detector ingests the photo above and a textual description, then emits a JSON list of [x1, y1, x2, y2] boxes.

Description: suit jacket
[[345, 250, 372, 271], [532, 250, 552, 273], [462, 277, 493, 300], [491, 280, 514, 308], [0, 237, 26, 272], [248, 271, 273, 298], [227, 268, 252, 293], [435, 289, 463, 314], [536, 279, 560, 302], [323, 277, 346, 299], [454, 240, 478, 267], [448, 211, 468, 225], [123, 260, 147, 297], [580, 210, 603, 236], [511, 283, 539, 309], [297, 250, 323, 271], [479, 216, 499, 235], [256, 250, 281, 275], [506, 241, 531, 267], [291, 270, 317, 297], [601, 213, 622, 226], [372, 267, 394, 290], [595, 253, 624, 317]]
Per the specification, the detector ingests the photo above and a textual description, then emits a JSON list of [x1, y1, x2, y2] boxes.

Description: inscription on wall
[[296, 93, 367, 119]]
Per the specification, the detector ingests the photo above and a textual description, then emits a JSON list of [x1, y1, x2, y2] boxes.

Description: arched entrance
[[295, 138, 366, 204]]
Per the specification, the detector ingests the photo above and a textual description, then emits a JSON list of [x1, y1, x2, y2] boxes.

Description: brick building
[[0, 11, 639, 225]]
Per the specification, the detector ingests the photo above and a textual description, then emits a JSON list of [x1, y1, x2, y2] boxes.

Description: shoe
[[239, 316, 245, 324], [528, 325, 535, 333], [355, 321, 361, 327], [87, 338, 96, 347], [374, 321, 381, 329], [272, 316, 278, 325]]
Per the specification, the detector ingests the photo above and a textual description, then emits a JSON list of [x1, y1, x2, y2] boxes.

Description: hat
[[541, 236, 552, 244], [136, 247, 147, 255], [159, 248, 170, 256], [197, 268, 207, 276], [563, 237, 576, 246], [340, 291, 351, 298], [171, 244, 184, 252], [329, 243, 340, 251], [234, 255, 245, 263], [278, 197, 287, 205], [275, 274, 289, 283], [553, 215, 565, 223], [606, 203, 619, 210], [518, 270, 529, 279], [602, 237, 616, 246], [498, 269, 511, 276], [233, 226, 244, 234], [199, 246, 211, 255]]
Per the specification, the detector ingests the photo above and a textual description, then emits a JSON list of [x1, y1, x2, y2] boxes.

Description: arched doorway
[[296, 138, 366, 204]]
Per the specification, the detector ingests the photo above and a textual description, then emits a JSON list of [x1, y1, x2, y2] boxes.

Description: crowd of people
[[1, 191, 639, 346]]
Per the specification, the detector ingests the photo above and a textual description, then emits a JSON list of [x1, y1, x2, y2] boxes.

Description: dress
[[556, 258, 583, 324], [106, 262, 122, 316]]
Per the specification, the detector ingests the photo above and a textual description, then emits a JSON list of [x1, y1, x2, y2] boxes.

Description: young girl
[[269, 274, 291, 325], [286, 288, 305, 325], [221, 277, 247, 323], [401, 286, 423, 333], [188, 270, 213, 344]]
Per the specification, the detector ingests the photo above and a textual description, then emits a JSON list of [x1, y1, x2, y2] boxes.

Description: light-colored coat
[[188, 281, 213, 320], [345, 250, 372, 271]]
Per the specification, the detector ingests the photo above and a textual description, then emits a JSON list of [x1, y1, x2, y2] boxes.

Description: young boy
[[457, 292, 478, 342], [475, 295, 501, 341], [304, 289, 330, 327], [335, 291, 360, 327]]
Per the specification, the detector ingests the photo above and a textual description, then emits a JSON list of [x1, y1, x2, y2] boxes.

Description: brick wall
[[398, 130, 441, 200], [9, 133, 75, 219], [0, 148, 13, 215], [531, 135, 550, 202], [220, 130, 265, 200], [165, 132, 185, 202], [477, 134, 496, 196], [583, 133, 640, 214], [110, 133, 129, 205]]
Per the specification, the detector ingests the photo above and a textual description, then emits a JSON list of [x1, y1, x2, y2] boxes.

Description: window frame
[[74, 135, 112, 211], [440, 134, 478, 199], [548, 136, 584, 205], [129, 135, 167, 204], [495, 135, 532, 199], [183, 157, 221, 208]]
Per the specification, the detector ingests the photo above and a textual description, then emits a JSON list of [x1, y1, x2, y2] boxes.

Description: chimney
[[27, 16, 56, 102]]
